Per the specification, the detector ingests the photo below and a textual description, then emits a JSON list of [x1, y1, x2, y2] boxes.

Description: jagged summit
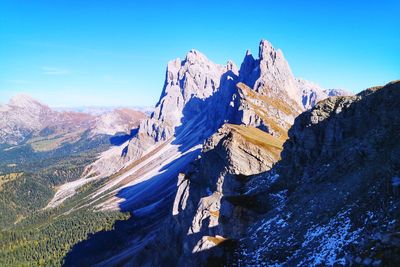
[[225, 60, 238, 73], [64, 38, 350, 184], [255, 40, 301, 102], [258, 39, 278, 59]]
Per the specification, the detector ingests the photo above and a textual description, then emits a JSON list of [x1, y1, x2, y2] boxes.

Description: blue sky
[[0, 0, 399, 107]]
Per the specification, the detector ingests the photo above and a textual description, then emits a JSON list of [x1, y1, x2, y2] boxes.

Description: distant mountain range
[[0, 94, 147, 147], [53, 106, 154, 116]]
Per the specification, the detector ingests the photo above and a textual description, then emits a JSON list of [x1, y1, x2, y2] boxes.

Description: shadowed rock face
[[236, 81, 400, 265]]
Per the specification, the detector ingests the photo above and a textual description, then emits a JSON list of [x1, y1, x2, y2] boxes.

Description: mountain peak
[[185, 49, 209, 64], [225, 60, 238, 74], [9, 93, 47, 109], [238, 49, 258, 87], [258, 39, 278, 60]]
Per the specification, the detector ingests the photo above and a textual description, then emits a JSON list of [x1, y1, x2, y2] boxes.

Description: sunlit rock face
[[255, 40, 302, 103], [83, 49, 240, 179], [140, 49, 237, 143]]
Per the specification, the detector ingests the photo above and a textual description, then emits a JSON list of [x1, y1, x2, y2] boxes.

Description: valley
[[0, 99, 146, 265]]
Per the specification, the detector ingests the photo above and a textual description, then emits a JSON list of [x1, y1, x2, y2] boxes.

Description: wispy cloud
[[21, 40, 147, 60], [103, 74, 128, 84], [41, 66, 70, 75], [4, 79, 30, 84]]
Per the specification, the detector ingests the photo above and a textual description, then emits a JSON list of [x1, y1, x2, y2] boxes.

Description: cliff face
[[172, 124, 285, 264], [83, 50, 240, 179]]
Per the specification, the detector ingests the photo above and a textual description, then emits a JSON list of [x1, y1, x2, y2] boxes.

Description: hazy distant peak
[[325, 88, 352, 97], [8, 93, 46, 109]]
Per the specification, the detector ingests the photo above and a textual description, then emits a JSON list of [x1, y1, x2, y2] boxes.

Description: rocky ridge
[[60, 40, 351, 266], [162, 80, 400, 266], [236, 80, 400, 266], [81, 39, 339, 182]]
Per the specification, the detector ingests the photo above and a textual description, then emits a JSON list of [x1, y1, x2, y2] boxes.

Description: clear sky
[[0, 0, 399, 107]]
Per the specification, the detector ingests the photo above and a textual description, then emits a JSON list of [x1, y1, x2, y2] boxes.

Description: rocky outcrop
[[236, 80, 400, 265], [136, 123, 286, 266], [232, 82, 300, 139]]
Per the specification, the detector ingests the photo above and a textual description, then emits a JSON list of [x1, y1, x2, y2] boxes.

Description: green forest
[[0, 133, 129, 266], [0, 208, 130, 266]]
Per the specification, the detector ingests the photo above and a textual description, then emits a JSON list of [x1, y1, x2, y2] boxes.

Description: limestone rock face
[[296, 78, 328, 109], [254, 40, 302, 105], [128, 81, 399, 267], [232, 82, 300, 139], [84, 50, 239, 179], [325, 88, 352, 97], [153, 53, 214, 136], [141, 49, 235, 142], [296, 78, 352, 110], [238, 50, 259, 87], [238, 40, 350, 111]]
